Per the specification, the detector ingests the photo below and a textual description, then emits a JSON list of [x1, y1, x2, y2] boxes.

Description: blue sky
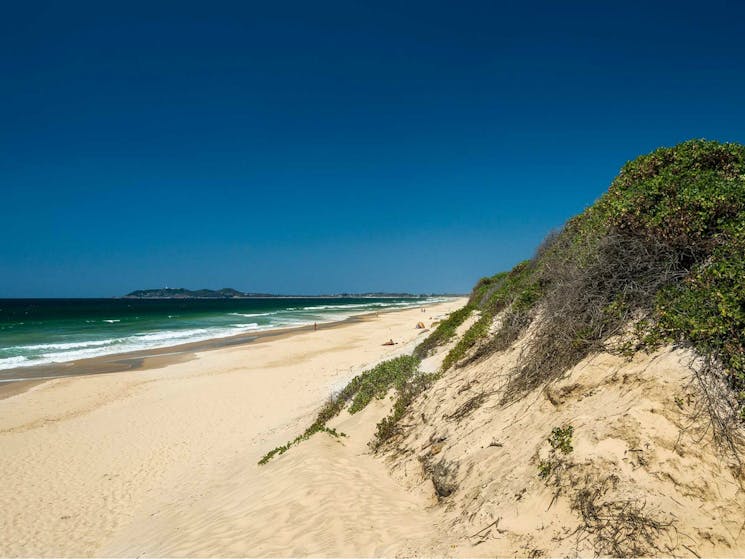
[[1, 0, 744, 297]]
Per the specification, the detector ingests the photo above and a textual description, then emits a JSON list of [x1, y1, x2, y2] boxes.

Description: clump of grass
[[372, 371, 439, 448], [549, 425, 574, 454], [413, 304, 473, 359], [446, 391, 489, 421], [538, 425, 574, 480], [348, 355, 420, 413], [421, 456, 459, 498], [258, 424, 345, 465], [441, 312, 492, 370], [441, 260, 542, 371], [258, 355, 420, 464], [537, 459, 553, 480]]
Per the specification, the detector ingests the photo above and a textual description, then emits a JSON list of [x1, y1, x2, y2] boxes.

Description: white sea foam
[[9, 339, 120, 351], [41, 346, 128, 364], [0, 322, 272, 371], [229, 312, 272, 318], [103, 319, 121, 323], [301, 303, 377, 311], [133, 328, 210, 343], [0, 298, 448, 371], [300, 300, 429, 312], [0, 356, 29, 369]]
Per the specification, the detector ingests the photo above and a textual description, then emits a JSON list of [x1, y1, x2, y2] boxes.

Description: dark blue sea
[[0, 297, 443, 371]]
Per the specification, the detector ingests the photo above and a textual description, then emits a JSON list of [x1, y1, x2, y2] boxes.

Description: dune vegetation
[[260, 139, 744, 467], [441, 139, 744, 429]]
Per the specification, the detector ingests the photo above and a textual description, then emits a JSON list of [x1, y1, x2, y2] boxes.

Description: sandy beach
[[0, 298, 465, 556], [3, 3, 743, 557]]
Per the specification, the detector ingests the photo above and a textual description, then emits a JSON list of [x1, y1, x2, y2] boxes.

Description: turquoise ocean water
[[0, 297, 443, 372]]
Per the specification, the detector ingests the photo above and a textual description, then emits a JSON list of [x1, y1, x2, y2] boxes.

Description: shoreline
[[0, 302, 447, 401], [0, 297, 466, 556]]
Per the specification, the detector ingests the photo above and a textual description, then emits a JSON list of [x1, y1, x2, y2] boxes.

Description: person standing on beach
[[314, 322, 317, 331]]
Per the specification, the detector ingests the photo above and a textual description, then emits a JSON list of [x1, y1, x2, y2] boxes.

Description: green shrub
[[371, 371, 439, 449], [599, 140, 745, 412], [655, 223, 745, 399], [538, 425, 574, 480], [259, 355, 421, 464], [598, 140, 745, 252], [413, 304, 474, 359], [453, 140, 745, 419], [441, 312, 492, 371], [537, 459, 553, 479], [440, 260, 541, 371], [348, 355, 420, 413], [548, 425, 574, 454]]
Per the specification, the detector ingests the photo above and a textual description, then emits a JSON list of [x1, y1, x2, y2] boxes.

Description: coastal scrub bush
[[501, 231, 685, 402], [597, 140, 745, 253], [654, 224, 745, 410], [453, 140, 745, 430], [596, 140, 744, 417]]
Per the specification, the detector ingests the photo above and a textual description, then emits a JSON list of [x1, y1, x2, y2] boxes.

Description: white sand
[[0, 299, 465, 556], [4, 296, 741, 557], [384, 314, 745, 557]]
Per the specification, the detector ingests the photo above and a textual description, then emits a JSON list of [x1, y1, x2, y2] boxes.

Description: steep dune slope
[[382, 324, 745, 557], [230, 139, 745, 557], [370, 139, 745, 556]]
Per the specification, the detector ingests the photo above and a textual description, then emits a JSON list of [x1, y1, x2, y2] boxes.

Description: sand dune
[[3, 295, 741, 557], [383, 315, 745, 557]]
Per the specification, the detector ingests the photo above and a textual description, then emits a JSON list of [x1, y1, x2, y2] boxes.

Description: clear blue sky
[[1, 1, 744, 297]]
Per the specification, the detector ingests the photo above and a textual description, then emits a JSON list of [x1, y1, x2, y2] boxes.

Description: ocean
[[0, 297, 444, 372]]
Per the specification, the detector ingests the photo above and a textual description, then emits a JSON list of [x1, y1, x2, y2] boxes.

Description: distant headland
[[123, 288, 274, 299], [122, 288, 460, 299]]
